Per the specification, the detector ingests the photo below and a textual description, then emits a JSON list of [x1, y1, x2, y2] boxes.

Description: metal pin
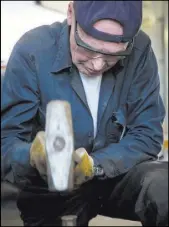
[[61, 215, 77, 226]]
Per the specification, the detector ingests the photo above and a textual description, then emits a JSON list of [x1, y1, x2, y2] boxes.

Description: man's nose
[[92, 58, 105, 71]]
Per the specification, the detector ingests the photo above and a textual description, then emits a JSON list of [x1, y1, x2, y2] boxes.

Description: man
[[1, 1, 168, 226]]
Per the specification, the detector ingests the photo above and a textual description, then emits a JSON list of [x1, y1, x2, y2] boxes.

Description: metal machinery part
[[61, 215, 77, 226]]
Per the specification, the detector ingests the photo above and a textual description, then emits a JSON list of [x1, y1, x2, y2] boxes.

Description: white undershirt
[[80, 72, 102, 138]]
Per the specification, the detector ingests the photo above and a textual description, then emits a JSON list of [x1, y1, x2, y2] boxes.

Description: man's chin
[[78, 68, 104, 76], [76, 64, 111, 76], [77, 68, 91, 76], [82, 71, 99, 77]]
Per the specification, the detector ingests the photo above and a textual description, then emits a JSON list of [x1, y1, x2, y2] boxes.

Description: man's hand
[[73, 148, 94, 187], [30, 132, 99, 189], [30, 131, 47, 181]]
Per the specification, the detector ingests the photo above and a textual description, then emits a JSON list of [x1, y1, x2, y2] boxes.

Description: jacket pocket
[[105, 108, 126, 144]]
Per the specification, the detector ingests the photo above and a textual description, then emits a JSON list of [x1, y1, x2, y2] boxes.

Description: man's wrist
[[90, 155, 104, 177], [93, 165, 104, 176]]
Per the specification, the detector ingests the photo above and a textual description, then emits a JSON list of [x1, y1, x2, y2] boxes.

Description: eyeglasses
[[74, 21, 134, 60]]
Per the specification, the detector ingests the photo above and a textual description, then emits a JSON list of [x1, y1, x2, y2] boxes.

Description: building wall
[[146, 1, 168, 134], [41, 1, 69, 14]]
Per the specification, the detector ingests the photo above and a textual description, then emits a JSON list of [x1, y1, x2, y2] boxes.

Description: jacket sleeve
[[1, 39, 40, 188], [91, 43, 166, 179]]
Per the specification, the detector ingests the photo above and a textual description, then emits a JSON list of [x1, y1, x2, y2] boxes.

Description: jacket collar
[[51, 20, 72, 73]]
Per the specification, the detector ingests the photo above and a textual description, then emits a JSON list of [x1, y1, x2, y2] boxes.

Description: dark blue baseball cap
[[74, 1, 142, 43]]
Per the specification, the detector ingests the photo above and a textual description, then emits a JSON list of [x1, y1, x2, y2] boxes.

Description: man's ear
[[67, 1, 74, 26]]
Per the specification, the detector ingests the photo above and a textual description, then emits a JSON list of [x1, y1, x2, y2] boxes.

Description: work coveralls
[[1, 20, 168, 226]]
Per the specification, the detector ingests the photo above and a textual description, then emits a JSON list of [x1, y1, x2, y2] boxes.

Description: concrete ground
[[89, 216, 141, 226]]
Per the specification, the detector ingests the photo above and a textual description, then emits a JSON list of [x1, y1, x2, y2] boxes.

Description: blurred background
[[1, 1, 168, 226]]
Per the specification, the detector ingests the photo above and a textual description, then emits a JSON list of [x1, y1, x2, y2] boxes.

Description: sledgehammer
[[45, 100, 74, 192], [45, 100, 77, 225]]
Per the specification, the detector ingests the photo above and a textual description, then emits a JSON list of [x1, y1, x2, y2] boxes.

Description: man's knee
[[135, 162, 168, 225], [134, 161, 168, 204], [143, 168, 168, 200], [131, 161, 167, 182]]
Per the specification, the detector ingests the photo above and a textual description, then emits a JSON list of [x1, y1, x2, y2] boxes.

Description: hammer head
[[45, 100, 74, 192]]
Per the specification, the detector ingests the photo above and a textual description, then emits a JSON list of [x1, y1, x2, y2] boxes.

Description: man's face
[[67, 3, 129, 76]]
